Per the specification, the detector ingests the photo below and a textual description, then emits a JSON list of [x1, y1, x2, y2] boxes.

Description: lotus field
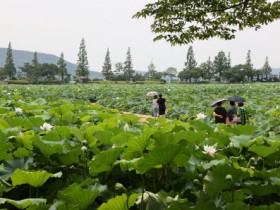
[[0, 83, 280, 209]]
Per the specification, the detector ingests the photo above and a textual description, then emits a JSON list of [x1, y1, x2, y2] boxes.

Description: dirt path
[[122, 112, 153, 122]]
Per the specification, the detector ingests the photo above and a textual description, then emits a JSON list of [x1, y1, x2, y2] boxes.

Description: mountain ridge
[[0, 48, 103, 79]]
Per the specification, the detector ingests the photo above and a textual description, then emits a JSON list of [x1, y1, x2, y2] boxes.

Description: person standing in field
[[235, 102, 249, 125], [226, 101, 237, 124], [152, 95, 159, 118], [157, 93, 167, 117], [213, 101, 227, 124]]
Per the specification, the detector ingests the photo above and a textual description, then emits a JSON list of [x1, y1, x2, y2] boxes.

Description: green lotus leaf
[[62, 110, 77, 124], [244, 182, 280, 196], [56, 148, 80, 166], [124, 127, 157, 158], [0, 107, 8, 114], [0, 141, 13, 162], [135, 192, 166, 210], [230, 135, 253, 148], [58, 183, 99, 210], [42, 130, 61, 141], [153, 130, 195, 147], [203, 164, 251, 196], [83, 126, 98, 147], [202, 159, 226, 170], [116, 158, 140, 172], [194, 200, 221, 210], [257, 167, 280, 181], [189, 119, 213, 133], [71, 127, 84, 141], [236, 124, 257, 135], [32, 98, 47, 105], [111, 132, 132, 147], [53, 126, 71, 139], [97, 111, 117, 121], [13, 147, 32, 158], [11, 169, 62, 187], [9, 117, 44, 130], [270, 176, 280, 185], [137, 144, 181, 174], [120, 113, 140, 124], [227, 201, 249, 210], [99, 193, 140, 210], [16, 133, 34, 150], [248, 145, 278, 158], [33, 136, 63, 158], [0, 157, 33, 180], [89, 147, 123, 176], [0, 198, 46, 209], [81, 115, 92, 122], [98, 120, 119, 130], [94, 130, 114, 145], [0, 117, 10, 130], [49, 200, 75, 210], [49, 104, 74, 117], [28, 117, 45, 128]]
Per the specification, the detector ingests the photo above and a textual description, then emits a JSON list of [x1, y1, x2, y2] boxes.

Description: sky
[[1, 0, 279, 72]]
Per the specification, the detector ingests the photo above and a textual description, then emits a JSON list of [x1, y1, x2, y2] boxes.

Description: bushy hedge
[[7, 80, 30, 84]]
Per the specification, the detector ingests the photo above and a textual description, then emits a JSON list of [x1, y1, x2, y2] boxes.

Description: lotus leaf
[[11, 169, 62, 187]]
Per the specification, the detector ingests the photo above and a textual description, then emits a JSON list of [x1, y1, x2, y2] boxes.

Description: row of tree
[[0, 42, 70, 83], [101, 45, 275, 83], [0, 40, 276, 83], [178, 46, 275, 83]]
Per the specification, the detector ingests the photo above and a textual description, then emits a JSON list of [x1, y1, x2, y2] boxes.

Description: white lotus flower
[[81, 146, 87, 152], [196, 113, 206, 120], [135, 191, 159, 205], [15, 107, 23, 114], [225, 174, 233, 181], [40, 122, 53, 131], [203, 145, 217, 157], [124, 123, 129, 132], [214, 127, 219, 132], [229, 141, 238, 148]]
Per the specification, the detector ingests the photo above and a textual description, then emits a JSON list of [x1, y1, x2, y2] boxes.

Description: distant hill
[[0, 48, 103, 79]]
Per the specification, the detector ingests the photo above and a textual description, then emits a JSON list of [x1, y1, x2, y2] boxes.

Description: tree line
[[0, 40, 277, 83], [177, 46, 276, 83]]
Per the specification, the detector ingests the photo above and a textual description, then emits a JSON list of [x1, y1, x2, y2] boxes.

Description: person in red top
[[157, 93, 167, 117]]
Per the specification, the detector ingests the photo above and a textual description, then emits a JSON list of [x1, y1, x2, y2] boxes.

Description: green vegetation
[[134, 0, 280, 45], [0, 83, 280, 209]]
